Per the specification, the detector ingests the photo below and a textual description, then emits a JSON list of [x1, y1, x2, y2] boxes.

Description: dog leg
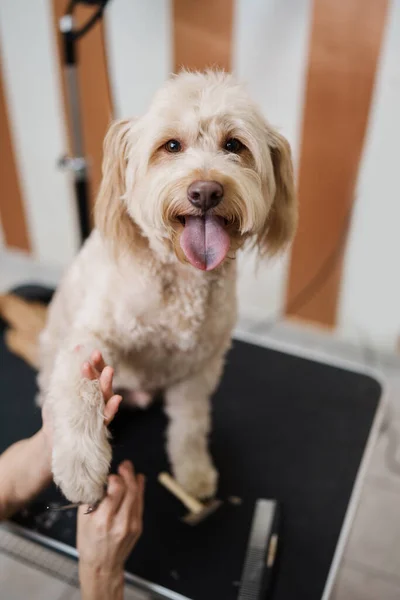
[[164, 360, 223, 499], [124, 390, 154, 409], [46, 337, 114, 504]]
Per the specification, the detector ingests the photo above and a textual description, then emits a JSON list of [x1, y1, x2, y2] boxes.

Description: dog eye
[[224, 138, 244, 153], [164, 139, 182, 153]]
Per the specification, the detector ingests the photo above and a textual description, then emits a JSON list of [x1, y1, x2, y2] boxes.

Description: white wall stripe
[[105, 0, 172, 120], [0, 217, 4, 251], [337, 0, 400, 352], [0, 0, 79, 267], [232, 0, 312, 321]]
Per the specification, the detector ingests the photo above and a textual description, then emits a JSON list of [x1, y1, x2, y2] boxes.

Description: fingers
[[79, 350, 120, 427], [93, 474, 126, 521], [116, 461, 139, 522], [91, 350, 106, 373], [136, 474, 145, 522], [81, 350, 104, 380], [118, 460, 136, 487], [99, 366, 114, 401], [104, 394, 122, 425], [81, 361, 97, 380], [117, 461, 145, 533], [80, 351, 112, 391]]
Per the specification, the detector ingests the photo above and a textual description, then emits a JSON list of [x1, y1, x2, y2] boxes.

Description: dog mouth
[[178, 214, 231, 271]]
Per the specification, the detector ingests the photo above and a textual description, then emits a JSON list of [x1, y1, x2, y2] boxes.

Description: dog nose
[[187, 180, 224, 212]]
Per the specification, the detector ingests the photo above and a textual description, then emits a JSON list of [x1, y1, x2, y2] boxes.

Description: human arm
[[0, 350, 121, 521], [0, 428, 52, 520]]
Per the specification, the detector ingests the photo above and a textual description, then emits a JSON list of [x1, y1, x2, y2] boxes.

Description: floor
[[0, 551, 149, 600], [331, 390, 400, 600], [1, 249, 400, 599]]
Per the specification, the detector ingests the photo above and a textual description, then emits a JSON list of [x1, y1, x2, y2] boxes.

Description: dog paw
[[174, 457, 218, 499], [51, 381, 112, 503], [52, 441, 111, 505]]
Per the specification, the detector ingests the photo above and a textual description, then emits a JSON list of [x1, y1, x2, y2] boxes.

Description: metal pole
[[58, 13, 92, 244]]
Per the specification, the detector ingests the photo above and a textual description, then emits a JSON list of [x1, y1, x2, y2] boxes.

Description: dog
[[37, 70, 297, 504]]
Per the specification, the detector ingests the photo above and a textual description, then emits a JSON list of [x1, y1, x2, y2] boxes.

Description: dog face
[[95, 70, 297, 271]]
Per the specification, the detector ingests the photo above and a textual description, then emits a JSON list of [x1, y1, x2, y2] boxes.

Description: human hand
[[78, 461, 145, 600], [80, 349, 123, 426]]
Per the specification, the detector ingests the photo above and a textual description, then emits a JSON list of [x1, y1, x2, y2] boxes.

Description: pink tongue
[[180, 215, 230, 271]]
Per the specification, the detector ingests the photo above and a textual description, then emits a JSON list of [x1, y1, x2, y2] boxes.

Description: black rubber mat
[[0, 293, 381, 600]]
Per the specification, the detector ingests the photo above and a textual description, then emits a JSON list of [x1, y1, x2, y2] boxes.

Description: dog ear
[[94, 119, 140, 252], [257, 129, 297, 255]]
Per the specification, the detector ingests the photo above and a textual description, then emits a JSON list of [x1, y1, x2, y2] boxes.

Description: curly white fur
[[38, 70, 297, 504]]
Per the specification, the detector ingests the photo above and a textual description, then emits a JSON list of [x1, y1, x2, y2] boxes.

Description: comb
[[238, 499, 281, 600]]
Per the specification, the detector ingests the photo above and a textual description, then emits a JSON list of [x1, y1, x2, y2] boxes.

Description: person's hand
[[41, 349, 122, 453], [78, 461, 145, 600], [80, 350, 123, 426]]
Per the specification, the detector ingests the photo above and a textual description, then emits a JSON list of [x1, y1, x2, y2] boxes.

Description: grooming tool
[[158, 472, 222, 525], [46, 499, 100, 514], [238, 499, 281, 600], [46, 502, 80, 512]]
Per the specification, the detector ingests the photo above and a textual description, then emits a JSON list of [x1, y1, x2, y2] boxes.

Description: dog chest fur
[[41, 230, 236, 394]]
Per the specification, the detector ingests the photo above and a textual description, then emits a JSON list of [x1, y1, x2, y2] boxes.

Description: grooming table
[[0, 293, 382, 600]]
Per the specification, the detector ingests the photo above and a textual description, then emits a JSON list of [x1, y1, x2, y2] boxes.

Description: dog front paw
[[174, 456, 218, 499], [51, 379, 112, 504], [52, 439, 111, 505]]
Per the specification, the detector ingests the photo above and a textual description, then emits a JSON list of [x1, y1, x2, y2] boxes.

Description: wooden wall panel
[[173, 0, 234, 72], [286, 0, 389, 327], [52, 1, 113, 216], [0, 56, 31, 252]]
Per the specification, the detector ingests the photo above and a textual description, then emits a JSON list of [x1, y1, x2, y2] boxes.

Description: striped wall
[[234, 0, 313, 319], [337, 0, 400, 350], [0, 0, 399, 352], [286, 0, 389, 326], [0, 53, 31, 252], [0, 0, 79, 265]]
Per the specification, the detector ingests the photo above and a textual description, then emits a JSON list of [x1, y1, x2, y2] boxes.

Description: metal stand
[[58, 0, 110, 245]]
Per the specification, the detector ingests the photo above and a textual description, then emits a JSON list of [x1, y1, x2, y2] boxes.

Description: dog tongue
[[180, 214, 230, 271]]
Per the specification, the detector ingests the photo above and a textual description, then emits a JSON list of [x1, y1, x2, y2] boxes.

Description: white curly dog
[[38, 70, 297, 505]]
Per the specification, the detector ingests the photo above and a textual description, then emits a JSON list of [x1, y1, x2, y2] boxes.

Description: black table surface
[[0, 328, 381, 600]]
